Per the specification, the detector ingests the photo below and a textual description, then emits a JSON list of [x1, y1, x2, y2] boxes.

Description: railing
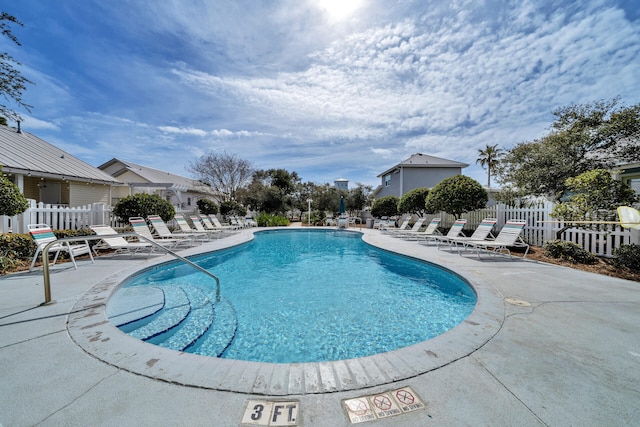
[[40, 233, 221, 306]]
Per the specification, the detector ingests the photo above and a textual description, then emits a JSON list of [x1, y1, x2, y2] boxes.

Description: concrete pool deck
[[1, 227, 639, 426]]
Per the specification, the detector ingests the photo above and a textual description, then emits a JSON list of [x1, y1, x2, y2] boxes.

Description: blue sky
[[5, 1, 640, 188]]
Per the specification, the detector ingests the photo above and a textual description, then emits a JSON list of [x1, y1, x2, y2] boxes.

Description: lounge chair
[[209, 215, 239, 231], [425, 219, 467, 245], [462, 220, 529, 258], [389, 217, 426, 237], [398, 218, 441, 240], [148, 215, 198, 245], [129, 217, 182, 249], [28, 224, 94, 271], [90, 225, 155, 255], [189, 215, 223, 239], [382, 216, 410, 233], [439, 218, 497, 251]]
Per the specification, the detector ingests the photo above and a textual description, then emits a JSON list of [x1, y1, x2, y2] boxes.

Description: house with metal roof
[[98, 158, 218, 210], [374, 153, 469, 199], [0, 124, 123, 206]]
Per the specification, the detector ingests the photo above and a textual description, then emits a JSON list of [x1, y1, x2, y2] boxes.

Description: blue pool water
[[111, 229, 477, 363]]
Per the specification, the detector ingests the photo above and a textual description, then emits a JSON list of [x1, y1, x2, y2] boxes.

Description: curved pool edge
[[67, 227, 505, 396]]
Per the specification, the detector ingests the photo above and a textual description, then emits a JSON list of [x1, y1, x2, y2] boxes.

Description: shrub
[[542, 240, 597, 264], [220, 200, 247, 217], [256, 213, 290, 227], [425, 175, 487, 218], [371, 196, 399, 218], [0, 169, 29, 216], [398, 188, 429, 215], [612, 244, 640, 273], [113, 194, 175, 222], [196, 198, 219, 215]]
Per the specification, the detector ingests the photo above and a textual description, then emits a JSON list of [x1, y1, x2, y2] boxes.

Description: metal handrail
[[40, 233, 221, 306]]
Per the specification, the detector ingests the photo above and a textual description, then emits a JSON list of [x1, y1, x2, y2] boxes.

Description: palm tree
[[476, 144, 502, 189]]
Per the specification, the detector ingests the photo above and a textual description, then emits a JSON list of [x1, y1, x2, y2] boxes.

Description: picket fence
[[1, 200, 637, 257]]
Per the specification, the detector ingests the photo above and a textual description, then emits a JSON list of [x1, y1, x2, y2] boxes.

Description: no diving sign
[[343, 386, 425, 424]]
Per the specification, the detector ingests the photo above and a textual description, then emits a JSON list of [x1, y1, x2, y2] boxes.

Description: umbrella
[[339, 196, 345, 215]]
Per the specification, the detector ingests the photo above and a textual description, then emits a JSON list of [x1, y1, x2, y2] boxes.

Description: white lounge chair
[[129, 217, 182, 249], [462, 220, 529, 258], [189, 215, 223, 239], [90, 225, 155, 255], [148, 215, 198, 245], [389, 217, 426, 237], [399, 218, 441, 240], [425, 219, 467, 245], [382, 216, 410, 233], [28, 224, 94, 271], [439, 218, 497, 252], [209, 215, 238, 231]]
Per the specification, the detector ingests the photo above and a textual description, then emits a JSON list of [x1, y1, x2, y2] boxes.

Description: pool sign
[[343, 386, 425, 424], [241, 400, 299, 426]]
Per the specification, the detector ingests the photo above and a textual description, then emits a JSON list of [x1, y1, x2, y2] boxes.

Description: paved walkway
[[1, 227, 639, 426]]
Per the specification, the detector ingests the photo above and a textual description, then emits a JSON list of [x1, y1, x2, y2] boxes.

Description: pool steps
[[110, 284, 237, 357]]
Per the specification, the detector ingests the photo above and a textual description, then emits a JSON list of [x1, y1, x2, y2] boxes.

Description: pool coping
[[67, 227, 504, 395]]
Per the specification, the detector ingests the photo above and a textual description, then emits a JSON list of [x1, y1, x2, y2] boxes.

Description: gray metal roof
[[98, 158, 215, 195], [0, 125, 122, 184], [377, 153, 469, 177]]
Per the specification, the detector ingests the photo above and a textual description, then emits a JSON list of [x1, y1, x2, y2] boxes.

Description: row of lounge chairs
[[383, 217, 529, 258]]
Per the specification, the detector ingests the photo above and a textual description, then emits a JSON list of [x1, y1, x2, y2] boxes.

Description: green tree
[[425, 175, 488, 218], [497, 99, 640, 199], [371, 196, 399, 218], [113, 194, 175, 222], [551, 169, 637, 235], [0, 168, 29, 216], [398, 187, 429, 216], [1, 12, 33, 122], [345, 184, 373, 216], [196, 198, 219, 215], [476, 144, 502, 189], [219, 200, 247, 217]]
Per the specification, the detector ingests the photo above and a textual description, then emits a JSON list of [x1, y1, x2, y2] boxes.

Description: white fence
[[1, 200, 637, 257], [0, 200, 196, 235]]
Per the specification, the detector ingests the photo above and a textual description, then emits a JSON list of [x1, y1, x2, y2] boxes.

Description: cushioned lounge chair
[[28, 224, 94, 272], [90, 225, 155, 255], [462, 220, 529, 258]]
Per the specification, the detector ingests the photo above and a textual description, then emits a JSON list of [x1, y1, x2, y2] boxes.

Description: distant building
[[374, 153, 468, 199], [334, 178, 349, 191], [98, 158, 217, 209]]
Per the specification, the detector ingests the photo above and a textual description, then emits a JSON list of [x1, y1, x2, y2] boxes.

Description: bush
[[220, 200, 247, 217], [612, 244, 640, 272], [113, 194, 175, 222], [0, 168, 29, 216], [371, 196, 399, 218], [196, 198, 219, 215], [425, 175, 487, 218], [542, 240, 597, 264], [256, 213, 290, 227]]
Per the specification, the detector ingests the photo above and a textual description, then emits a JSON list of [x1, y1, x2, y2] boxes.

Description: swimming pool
[[108, 229, 477, 363]]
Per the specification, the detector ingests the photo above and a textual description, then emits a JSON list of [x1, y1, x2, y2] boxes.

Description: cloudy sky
[[5, 0, 640, 188]]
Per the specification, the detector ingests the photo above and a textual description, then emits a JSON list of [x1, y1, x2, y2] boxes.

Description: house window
[[384, 174, 391, 187], [627, 178, 640, 196], [187, 197, 192, 206]]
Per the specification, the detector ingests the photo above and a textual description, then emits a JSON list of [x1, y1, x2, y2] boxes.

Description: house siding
[[70, 183, 110, 206]]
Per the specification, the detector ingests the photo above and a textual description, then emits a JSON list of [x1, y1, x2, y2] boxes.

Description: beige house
[[0, 124, 122, 206], [98, 158, 218, 210]]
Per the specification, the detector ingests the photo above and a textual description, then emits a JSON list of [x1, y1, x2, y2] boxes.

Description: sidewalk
[[1, 228, 639, 426]]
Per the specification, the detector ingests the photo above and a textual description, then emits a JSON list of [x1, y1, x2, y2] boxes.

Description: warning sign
[[368, 393, 402, 419], [343, 386, 425, 424], [343, 398, 376, 424], [394, 388, 425, 413]]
